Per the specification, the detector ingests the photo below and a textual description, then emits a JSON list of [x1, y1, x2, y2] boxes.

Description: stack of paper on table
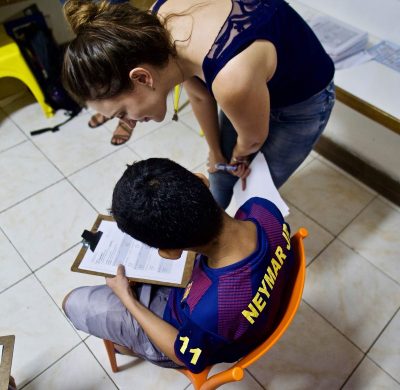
[[308, 15, 368, 63], [368, 40, 400, 73], [72, 216, 195, 287], [231, 153, 289, 217]]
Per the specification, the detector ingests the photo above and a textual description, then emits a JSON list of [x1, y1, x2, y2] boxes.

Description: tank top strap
[[202, 0, 283, 94], [151, 0, 168, 15]]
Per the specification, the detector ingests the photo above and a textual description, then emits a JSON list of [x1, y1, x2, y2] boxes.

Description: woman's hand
[[207, 150, 227, 173], [230, 155, 251, 190], [106, 265, 135, 304]]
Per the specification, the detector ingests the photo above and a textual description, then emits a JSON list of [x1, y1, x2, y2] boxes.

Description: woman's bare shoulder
[[159, 1, 232, 68], [213, 40, 277, 99]]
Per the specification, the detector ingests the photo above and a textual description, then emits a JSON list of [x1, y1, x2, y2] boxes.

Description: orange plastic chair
[[103, 228, 308, 390]]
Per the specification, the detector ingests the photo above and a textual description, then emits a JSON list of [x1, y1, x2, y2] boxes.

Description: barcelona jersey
[[163, 197, 295, 373]]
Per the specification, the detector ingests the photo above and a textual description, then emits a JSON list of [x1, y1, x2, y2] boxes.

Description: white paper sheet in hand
[[232, 153, 289, 217]]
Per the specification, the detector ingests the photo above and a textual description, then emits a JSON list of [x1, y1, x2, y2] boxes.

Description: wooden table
[[335, 61, 400, 135]]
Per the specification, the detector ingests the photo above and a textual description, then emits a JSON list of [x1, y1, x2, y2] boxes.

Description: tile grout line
[[0, 177, 66, 215], [0, 139, 29, 154], [363, 355, 400, 385], [0, 273, 32, 296], [2, 100, 398, 388], [297, 192, 379, 269], [333, 194, 378, 238], [0, 240, 80, 296], [33, 242, 82, 274], [244, 367, 267, 389], [28, 133, 129, 178], [5, 110, 139, 185], [302, 300, 365, 354], [340, 344, 400, 389], [315, 153, 379, 196], [364, 306, 400, 356], [0, 224, 35, 294], [339, 355, 367, 390], [125, 120, 174, 144], [303, 298, 400, 385], [64, 176, 104, 214], [336, 236, 400, 287], [18, 341, 84, 390], [63, 145, 131, 178], [283, 199, 337, 269], [284, 199, 332, 236], [80, 340, 120, 390], [304, 235, 335, 268], [302, 300, 373, 390]]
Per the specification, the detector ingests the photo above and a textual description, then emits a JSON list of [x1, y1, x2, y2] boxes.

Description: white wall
[[290, 0, 400, 182], [0, 0, 73, 44]]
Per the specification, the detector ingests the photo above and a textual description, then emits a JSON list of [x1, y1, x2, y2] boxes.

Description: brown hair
[[62, 0, 176, 104]]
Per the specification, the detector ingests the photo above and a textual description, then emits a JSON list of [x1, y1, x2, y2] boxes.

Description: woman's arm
[[183, 77, 226, 171], [106, 265, 182, 365], [212, 41, 276, 160]]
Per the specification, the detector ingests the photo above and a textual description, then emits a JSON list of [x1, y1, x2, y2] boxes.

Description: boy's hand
[[106, 265, 135, 304]]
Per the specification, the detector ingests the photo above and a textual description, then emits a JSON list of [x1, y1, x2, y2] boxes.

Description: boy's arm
[[106, 265, 182, 365]]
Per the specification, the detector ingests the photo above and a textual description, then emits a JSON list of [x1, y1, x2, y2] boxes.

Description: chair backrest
[[179, 228, 308, 390]]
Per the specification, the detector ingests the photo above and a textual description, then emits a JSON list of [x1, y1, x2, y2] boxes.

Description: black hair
[[111, 158, 224, 249]]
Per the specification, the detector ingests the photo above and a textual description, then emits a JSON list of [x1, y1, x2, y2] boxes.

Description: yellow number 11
[[179, 336, 202, 365]]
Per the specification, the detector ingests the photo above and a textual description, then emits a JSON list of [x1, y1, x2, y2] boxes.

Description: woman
[[62, 0, 335, 208]]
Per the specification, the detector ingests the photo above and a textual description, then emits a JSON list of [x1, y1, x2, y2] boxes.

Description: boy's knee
[[62, 290, 74, 314], [62, 288, 85, 319]]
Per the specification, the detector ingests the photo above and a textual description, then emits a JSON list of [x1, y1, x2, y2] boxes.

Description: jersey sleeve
[[236, 197, 285, 223], [174, 318, 228, 373]]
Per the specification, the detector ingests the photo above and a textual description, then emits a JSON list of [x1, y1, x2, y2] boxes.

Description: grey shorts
[[64, 284, 181, 368]]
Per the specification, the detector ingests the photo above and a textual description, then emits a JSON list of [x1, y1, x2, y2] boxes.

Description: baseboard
[[314, 136, 400, 206]]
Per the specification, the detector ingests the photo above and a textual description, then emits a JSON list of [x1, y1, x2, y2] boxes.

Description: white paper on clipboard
[[232, 153, 289, 217]]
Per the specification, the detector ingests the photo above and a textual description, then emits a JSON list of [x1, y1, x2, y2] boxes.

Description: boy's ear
[[158, 248, 183, 260], [194, 173, 210, 188], [129, 67, 154, 88]]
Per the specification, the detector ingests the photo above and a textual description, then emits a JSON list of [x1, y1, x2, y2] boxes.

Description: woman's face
[[87, 81, 168, 127]]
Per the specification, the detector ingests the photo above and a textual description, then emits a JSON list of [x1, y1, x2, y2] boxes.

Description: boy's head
[[111, 158, 224, 250]]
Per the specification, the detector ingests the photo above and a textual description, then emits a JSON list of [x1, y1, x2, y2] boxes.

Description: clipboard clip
[[81, 230, 103, 252]]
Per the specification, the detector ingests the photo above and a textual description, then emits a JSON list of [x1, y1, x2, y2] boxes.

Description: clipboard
[[0, 335, 15, 390], [71, 214, 196, 288]]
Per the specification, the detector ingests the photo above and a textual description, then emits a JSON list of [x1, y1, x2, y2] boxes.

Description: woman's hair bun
[[63, 0, 111, 34]]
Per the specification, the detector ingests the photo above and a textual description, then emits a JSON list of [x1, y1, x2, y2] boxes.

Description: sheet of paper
[[335, 50, 373, 70], [0, 344, 3, 363], [309, 15, 368, 63], [79, 220, 187, 284], [232, 153, 289, 217], [368, 40, 400, 73]]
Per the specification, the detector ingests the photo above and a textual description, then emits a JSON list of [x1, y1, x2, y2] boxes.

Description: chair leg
[[103, 339, 119, 373], [177, 367, 211, 390]]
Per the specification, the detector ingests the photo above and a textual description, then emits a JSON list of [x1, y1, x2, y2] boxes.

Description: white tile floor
[[0, 91, 399, 390]]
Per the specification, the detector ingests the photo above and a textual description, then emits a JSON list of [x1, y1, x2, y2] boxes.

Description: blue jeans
[[209, 81, 335, 209]]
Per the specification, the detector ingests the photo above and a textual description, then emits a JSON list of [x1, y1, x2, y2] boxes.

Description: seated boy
[[63, 158, 294, 373]]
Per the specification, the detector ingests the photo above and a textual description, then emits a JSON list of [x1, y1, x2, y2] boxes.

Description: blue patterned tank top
[[152, 0, 334, 108]]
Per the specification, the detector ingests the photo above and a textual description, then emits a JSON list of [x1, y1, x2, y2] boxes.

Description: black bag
[[4, 5, 81, 120]]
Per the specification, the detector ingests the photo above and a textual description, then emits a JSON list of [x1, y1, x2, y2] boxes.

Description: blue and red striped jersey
[[163, 197, 295, 372]]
